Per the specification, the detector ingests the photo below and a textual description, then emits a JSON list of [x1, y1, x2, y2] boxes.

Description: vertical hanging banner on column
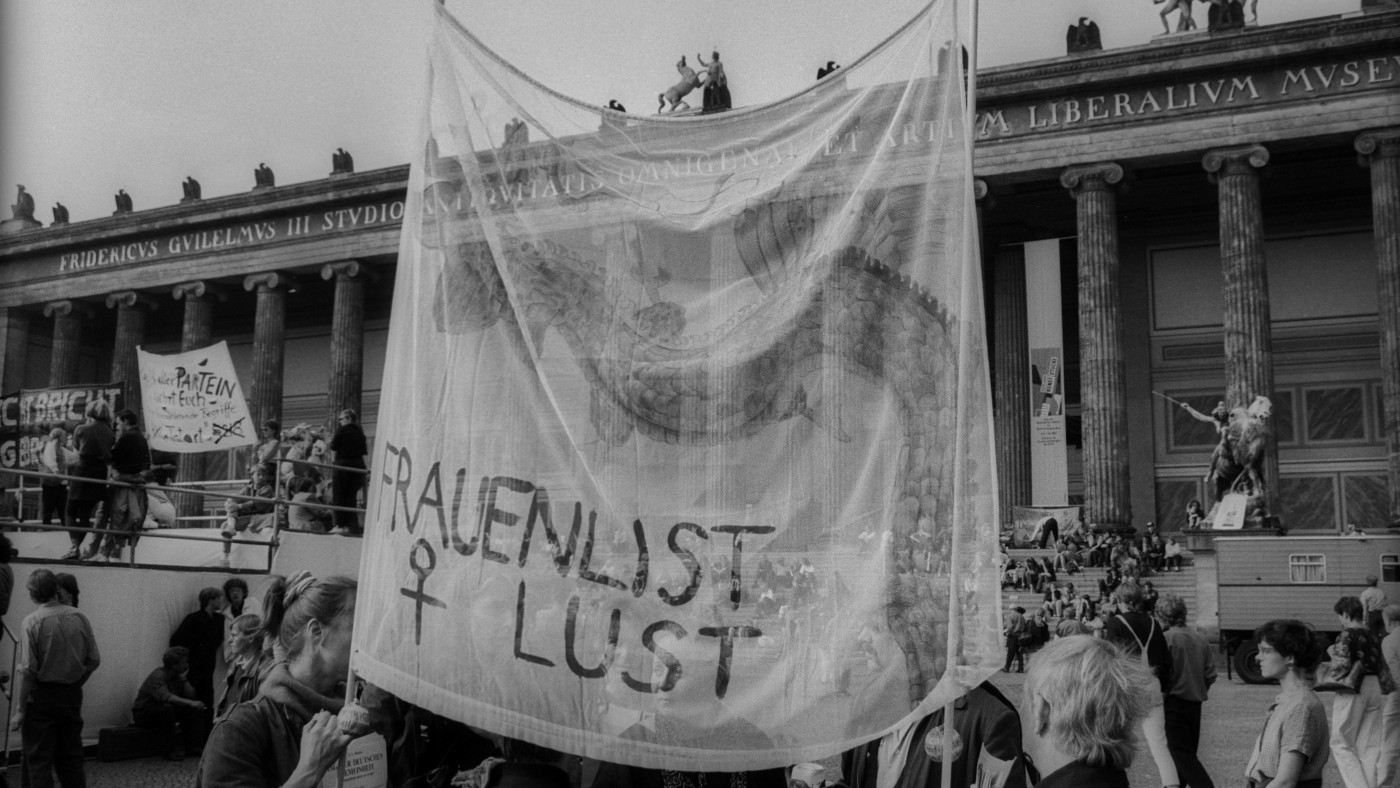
[[138, 342, 256, 452], [354, 0, 1002, 772], [1025, 239, 1069, 507]]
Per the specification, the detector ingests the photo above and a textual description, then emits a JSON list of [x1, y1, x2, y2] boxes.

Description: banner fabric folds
[[138, 342, 256, 453], [354, 0, 1001, 770]]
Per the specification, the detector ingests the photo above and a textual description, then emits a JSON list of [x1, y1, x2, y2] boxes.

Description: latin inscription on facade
[[975, 55, 1400, 139]]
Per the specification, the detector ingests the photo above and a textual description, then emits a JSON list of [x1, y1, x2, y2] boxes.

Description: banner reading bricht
[[138, 342, 255, 452], [16, 383, 124, 470]]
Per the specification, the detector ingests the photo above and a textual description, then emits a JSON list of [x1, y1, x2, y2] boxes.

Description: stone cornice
[[0, 164, 409, 257], [977, 9, 1400, 101]]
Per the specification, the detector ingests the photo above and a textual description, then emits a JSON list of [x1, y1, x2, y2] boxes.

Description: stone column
[[1061, 162, 1131, 531], [106, 291, 156, 416], [244, 273, 289, 429], [321, 262, 369, 430], [1203, 144, 1277, 515], [44, 300, 90, 387], [992, 244, 1032, 532], [0, 308, 32, 392], [1356, 129, 1400, 529], [172, 281, 223, 501]]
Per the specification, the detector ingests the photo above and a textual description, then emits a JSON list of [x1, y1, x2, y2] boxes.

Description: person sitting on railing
[[132, 646, 206, 761], [286, 477, 331, 534], [279, 426, 323, 487], [62, 399, 114, 562], [220, 466, 276, 539], [39, 428, 70, 526], [98, 409, 151, 563]]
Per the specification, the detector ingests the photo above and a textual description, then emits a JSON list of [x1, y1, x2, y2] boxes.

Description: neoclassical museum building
[[1, 8, 1398, 535]]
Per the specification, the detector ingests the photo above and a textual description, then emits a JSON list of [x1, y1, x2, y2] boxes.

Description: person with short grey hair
[[1359, 574, 1387, 635], [1021, 635, 1154, 786]]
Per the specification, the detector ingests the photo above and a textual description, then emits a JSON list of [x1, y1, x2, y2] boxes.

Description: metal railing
[[1, 463, 370, 572]]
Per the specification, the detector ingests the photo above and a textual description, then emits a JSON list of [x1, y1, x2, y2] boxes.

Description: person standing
[[1378, 605, 1400, 788], [1157, 594, 1216, 788], [38, 428, 69, 526], [220, 578, 263, 661], [1245, 620, 1330, 788], [327, 409, 367, 535], [1360, 576, 1388, 636], [102, 409, 150, 562], [1330, 596, 1389, 788], [10, 569, 101, 788], [1004, 606, 1026, 673], [1104, 581, 1179, 788], [63, 399, 114, 561], [170, 587, 226, 752]]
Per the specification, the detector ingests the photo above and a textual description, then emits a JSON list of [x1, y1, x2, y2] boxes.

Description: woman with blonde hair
[[199, 571, 360, 787], [1021, 635, 1155, 786]]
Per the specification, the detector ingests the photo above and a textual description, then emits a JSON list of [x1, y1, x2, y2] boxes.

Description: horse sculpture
[[1206, 395, 1272, 503], [658, 56, 702, 113]]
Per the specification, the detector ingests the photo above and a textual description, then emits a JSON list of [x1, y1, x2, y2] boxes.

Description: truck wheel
[[1233, 641, 1268, 684]]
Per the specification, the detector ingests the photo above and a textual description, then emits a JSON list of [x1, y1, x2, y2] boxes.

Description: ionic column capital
[[244, 272, 292, 293], [973, 178, 989, 202], [172, 280, 227, 302], [1059, 162, 1125, 195], [1203, 144, 1270, 181], [42, 300, 94, 320], [1355, 128, 1400, 164], [320, 261, 377, 282], [105, 291, 159, 311]]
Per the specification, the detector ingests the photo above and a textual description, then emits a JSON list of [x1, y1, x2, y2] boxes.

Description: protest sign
[[138, 342, 255, 452], [14, 383, 124, 470], [354, 0, 1000, 770]]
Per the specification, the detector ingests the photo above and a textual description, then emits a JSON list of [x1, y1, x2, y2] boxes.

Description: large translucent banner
[[354, 0, 1001, 770]]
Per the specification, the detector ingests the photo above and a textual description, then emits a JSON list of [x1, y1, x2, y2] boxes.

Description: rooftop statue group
[[658, 52, 730, 113], [1154, 0, 1256, 34]]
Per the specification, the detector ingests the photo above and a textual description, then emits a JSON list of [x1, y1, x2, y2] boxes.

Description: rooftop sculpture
[[254, 162, 275, 189], [52, 202, 69, 225], [698, 51, 731, 112], [12, 185, 35, 221], [606, 99, 627, 113], [1066, 17, 1102, 53], [182, 176, 202, 202], [817, 61, 841, 80], [658, 56, 702, 113], [1155, 0, 1197, 33], [113, 189, 133, 214], [332, 148, 355, 175]]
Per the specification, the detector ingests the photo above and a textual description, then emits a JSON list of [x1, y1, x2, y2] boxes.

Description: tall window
[[1289, 554, 1326, 584], [1382, 554, 1399, 584]]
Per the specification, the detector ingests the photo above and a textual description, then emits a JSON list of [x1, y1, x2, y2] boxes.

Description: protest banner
[[0, 391, 20, 472], [1009, 505, 1082, 548], [354, 0, 1000, 770], [14, 383, 124, 470], [138, 342, 256, 452]]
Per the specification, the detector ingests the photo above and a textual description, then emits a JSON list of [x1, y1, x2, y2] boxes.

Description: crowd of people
[[22, 401, 371, 567], [2, 544, 1398, 787]]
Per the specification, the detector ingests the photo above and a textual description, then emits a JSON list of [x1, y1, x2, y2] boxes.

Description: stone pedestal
[[1356, 129, 1400, 529], [1203, 144, 1278, 514], [1061, 162, 1132, 531], [44, 300, 89, 387], [992, 245, 1032, 533], [106, 292, 156, 416], [245, 273, 289, 430], [0, 217, 42, 235], [322, 262, 369, 431]]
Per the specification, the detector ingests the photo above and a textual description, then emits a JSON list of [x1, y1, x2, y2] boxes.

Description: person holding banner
[[199, 572, 360, 788], [62, 399, 114, 562]]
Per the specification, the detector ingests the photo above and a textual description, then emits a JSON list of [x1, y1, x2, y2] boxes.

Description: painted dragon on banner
[[429, 177, 988, 702]]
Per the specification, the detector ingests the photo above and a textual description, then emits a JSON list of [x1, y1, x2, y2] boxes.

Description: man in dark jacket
[[842, 682, 1028, 788], [170, 586, 225, 751], [101, 409, 151, 561]]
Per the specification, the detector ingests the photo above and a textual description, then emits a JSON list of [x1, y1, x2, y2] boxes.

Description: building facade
[[1, 9, 1398, 533]]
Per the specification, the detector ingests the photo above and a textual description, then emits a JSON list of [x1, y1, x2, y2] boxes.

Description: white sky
[[0, 0, 1356, 224]]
